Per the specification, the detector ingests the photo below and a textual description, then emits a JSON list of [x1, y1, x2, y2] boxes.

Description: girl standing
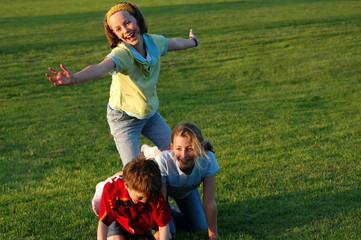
[[45, 2, 199, 166]]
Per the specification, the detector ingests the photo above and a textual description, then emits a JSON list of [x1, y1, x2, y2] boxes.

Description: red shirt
[[98, 177, 172, 235]]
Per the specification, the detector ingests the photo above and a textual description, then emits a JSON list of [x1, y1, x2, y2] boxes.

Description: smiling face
[[108, 10, 142, 47], [172, 136, 196, 173]]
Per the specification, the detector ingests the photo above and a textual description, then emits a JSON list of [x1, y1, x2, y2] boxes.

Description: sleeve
[[205, 151, 220, 178], [92, 181, 107, 216], [106, 46, 133, 75], [148, 34, 168, 56], [151, 193, 172, 227], [98, 183, 116, 226], [155, 155, 169, 184]]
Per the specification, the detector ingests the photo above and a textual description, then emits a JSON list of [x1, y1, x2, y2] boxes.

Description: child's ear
[[170, 144, 174, 151], [124, 182, 129, 190]]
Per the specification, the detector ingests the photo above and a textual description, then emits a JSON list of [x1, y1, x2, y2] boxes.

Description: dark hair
[[104, 1, 148, 49], [122, 155, 162, 199]]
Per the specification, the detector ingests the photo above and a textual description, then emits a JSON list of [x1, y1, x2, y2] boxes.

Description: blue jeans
[[107, 104, 171, 166], [169, 189, 208, 234], [107, 221, 154, 239]]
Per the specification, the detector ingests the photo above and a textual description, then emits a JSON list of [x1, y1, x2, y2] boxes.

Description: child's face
[[172, 136, 195, 172], [126, 186, 148, 204], [108, 10, 141, 46]]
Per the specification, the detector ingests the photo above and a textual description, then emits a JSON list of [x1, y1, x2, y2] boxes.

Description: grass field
[[1, 0, 361, 239]]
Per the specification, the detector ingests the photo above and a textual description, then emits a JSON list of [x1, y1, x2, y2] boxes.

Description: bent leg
[[107, 105, 144, 166], [107, 221, 126, 240], [141, 111, 171, 150], [174, 189, 208, 231]]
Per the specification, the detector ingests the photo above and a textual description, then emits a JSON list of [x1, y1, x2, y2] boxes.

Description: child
[[150, 122, 219, 240], [95, 155, 172, 240], [45, 1, 199, 166]]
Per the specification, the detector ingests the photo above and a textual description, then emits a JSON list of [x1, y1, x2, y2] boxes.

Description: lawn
[[0, 0, 360, 239]]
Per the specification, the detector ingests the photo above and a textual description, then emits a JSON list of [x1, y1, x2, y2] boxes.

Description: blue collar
[[125, 34, 160, 67]]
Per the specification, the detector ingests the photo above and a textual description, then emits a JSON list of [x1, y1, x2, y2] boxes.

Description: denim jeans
[[168, 189, 208, 234], [107, 104, 171, 166], [107, 221, 154, 239]]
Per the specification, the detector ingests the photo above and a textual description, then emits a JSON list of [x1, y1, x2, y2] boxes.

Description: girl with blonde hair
[[154, 122, 219, 239]]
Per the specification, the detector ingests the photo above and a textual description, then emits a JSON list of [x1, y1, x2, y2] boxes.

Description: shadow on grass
[[219, 187, 361, 239], [0, 0, 344, 26], [0, 0, 346, 53]]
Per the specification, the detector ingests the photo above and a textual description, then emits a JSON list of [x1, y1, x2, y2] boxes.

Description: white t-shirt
[[155, 150, 219, 200]]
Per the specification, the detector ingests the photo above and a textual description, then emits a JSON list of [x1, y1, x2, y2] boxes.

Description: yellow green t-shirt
[[107, 34, 168, 119]]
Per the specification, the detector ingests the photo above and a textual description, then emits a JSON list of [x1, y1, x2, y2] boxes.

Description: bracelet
[[190, 36, 199, 47]]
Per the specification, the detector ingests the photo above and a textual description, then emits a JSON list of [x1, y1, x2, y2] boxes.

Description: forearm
[[158, 225, 171, 240], [97, 221, 108, 240], [161, 183, 168, 202], [204, 201, 218, 239], [167, 37, 197, 51], [73, 64, 109, 84], [72, 57, 115, 84]]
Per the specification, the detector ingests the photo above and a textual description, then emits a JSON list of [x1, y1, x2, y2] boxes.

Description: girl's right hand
[[45, 64, 76, 86], [106, 171, 123, 182]]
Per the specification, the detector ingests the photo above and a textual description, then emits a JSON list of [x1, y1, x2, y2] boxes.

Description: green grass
[[1, 0, 361, 239]]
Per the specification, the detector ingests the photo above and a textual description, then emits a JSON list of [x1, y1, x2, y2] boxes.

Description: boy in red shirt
[[95, 156, 172, 240]]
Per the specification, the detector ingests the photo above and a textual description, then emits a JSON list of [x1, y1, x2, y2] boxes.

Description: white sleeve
[[91, 181, 107, 216]]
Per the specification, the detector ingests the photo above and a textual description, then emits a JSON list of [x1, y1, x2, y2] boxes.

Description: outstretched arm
[[167, 29, 199, 51], [203, 175, 218, 240], [45, 57, 115, 86]]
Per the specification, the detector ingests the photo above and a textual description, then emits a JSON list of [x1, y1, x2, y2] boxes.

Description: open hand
[[45, 64, 76, 86], [189, 29, 199, 47], [189, 29, 196, 39]]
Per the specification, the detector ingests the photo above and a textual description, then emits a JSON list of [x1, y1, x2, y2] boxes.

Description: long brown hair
[[104, 2, 148, 49]]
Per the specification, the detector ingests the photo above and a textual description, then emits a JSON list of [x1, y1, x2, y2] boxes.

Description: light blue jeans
[[107, 104, 171, 166], [169, 189, 208, 234]]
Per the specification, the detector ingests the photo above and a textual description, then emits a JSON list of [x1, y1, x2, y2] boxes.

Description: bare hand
[[189, 29, 196, 39], [106, 171, 123, 182], [45, 64, 76, 86], [189, 29, 199, 47]]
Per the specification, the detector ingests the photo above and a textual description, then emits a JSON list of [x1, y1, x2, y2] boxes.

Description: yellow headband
[[106, 3, 135, 25]]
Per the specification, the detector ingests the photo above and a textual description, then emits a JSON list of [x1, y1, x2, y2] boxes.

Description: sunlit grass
[[1, 0, 361, 239]]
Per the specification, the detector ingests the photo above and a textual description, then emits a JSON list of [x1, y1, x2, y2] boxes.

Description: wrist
[[209, 232, 218, 240], [72, 76, 78, 85], [190, 36, 198, 47]]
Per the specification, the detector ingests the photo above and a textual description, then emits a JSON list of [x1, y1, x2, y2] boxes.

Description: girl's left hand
[[189, 29, 196, 39], [189, 29, 199, 47], [106, 171, 123, 182]]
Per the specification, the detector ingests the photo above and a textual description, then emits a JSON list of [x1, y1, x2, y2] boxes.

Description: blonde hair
[[106, 3, 135, 24], [104, 2, 148, 49], [171, 122, 214, 167]]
